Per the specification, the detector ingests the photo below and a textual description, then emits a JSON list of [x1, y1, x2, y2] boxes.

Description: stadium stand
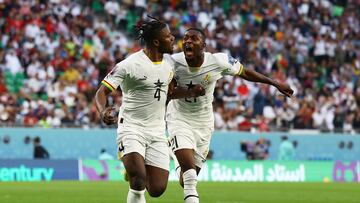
[[0, 0, 359, 132]]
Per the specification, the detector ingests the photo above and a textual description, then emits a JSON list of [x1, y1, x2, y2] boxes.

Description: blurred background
[[0, 0, 359, 184]]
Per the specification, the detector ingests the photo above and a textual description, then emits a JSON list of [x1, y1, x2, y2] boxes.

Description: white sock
[[127, 188, 146, 203], [183, 169, 199, 203]]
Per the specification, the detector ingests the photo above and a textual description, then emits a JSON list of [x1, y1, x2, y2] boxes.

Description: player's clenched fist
[[100, 107, 117, 125], [275, 82, 294, 98], [191, 84, 206, 97]]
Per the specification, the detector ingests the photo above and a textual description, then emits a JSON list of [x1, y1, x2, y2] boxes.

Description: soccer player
[[95, 18, 203, 203], [167, 28, 294, 203]]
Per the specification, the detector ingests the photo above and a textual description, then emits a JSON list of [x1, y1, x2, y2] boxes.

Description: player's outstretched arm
[[95, 85, 117, 125], [168, 79, 205, 99], [240, 69, 294, 98]]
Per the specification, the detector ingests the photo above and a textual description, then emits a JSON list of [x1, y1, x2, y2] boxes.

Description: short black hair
[[136, 15, 167, 46], [34, 136, 41, 143], [186, 27, 206, 41]]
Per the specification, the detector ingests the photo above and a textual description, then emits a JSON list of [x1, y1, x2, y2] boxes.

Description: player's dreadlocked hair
[[135, 15, 167, 46], [186, 27, 206, 41]]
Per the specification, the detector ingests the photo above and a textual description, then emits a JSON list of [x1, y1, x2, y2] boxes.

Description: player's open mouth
[[184, 45, 194, 57]]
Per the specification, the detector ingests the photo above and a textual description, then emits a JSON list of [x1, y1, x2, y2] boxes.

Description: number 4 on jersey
[[154, 79, 164, 101]]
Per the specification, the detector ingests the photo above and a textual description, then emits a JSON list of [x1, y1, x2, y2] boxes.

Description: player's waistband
[[118, 117, 166, 130]]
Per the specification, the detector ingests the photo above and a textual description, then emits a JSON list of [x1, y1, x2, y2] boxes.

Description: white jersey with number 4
[[166, 52, 244, 128], [102, 50, 174, 139]]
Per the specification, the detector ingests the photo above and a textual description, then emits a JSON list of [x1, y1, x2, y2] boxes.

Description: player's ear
[[153, 39, 160, 47], [202, 42, 206, 49], [201, 41, 206, 50]]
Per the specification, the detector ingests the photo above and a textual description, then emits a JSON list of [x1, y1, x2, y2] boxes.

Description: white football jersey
[[102, 50, 174, 134], [166, 52, 244, 128]]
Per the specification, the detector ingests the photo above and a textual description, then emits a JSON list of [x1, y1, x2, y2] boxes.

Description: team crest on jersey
[[228, 56, 238, 65], [201, 74, 211, 86]]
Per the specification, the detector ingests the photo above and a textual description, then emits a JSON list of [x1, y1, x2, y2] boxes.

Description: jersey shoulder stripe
[[238, 64, 245, 75], [101, 80, 115, 91]]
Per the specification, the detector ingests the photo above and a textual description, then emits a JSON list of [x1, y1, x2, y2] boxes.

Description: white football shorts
[[168, 121, 213, 168], [116, 124, 170, 171]]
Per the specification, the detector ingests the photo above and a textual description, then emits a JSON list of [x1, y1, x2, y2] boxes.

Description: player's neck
[[186, 53, 204, 68], [143, 48, 163, 62]]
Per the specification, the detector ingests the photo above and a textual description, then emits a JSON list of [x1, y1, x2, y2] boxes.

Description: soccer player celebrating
[[95, 18, 203, 203], [167, 28, 294, 203]]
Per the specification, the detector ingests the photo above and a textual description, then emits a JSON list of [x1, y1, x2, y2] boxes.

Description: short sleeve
[[101, 62, 126, 91], [214, 53, 244, 76]]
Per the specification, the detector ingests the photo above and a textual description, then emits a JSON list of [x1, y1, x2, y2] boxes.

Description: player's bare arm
[[95, 85, 117, 125], [240, 68, 294, 98], [168, 79, 205, 99]]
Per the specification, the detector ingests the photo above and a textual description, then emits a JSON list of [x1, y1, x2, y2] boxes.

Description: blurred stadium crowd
[[0, 0, 359, 132]]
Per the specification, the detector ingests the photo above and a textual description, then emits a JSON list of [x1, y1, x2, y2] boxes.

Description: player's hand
[[191, 84, 206, 97], [100, 107, 118, 125], [275, 82, 294, 98]]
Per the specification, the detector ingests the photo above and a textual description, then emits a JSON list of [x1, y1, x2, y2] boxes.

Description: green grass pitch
[[0, 181, 359, 203]]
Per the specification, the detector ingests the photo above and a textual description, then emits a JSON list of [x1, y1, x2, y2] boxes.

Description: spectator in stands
[[0, 0, 358, 132], [353, 109, 360, 130], [33, 136, 50, 159]]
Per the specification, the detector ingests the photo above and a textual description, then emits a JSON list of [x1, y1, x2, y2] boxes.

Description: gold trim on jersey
[[168, 71, 174, 83], [237, 64, 245, 75]]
